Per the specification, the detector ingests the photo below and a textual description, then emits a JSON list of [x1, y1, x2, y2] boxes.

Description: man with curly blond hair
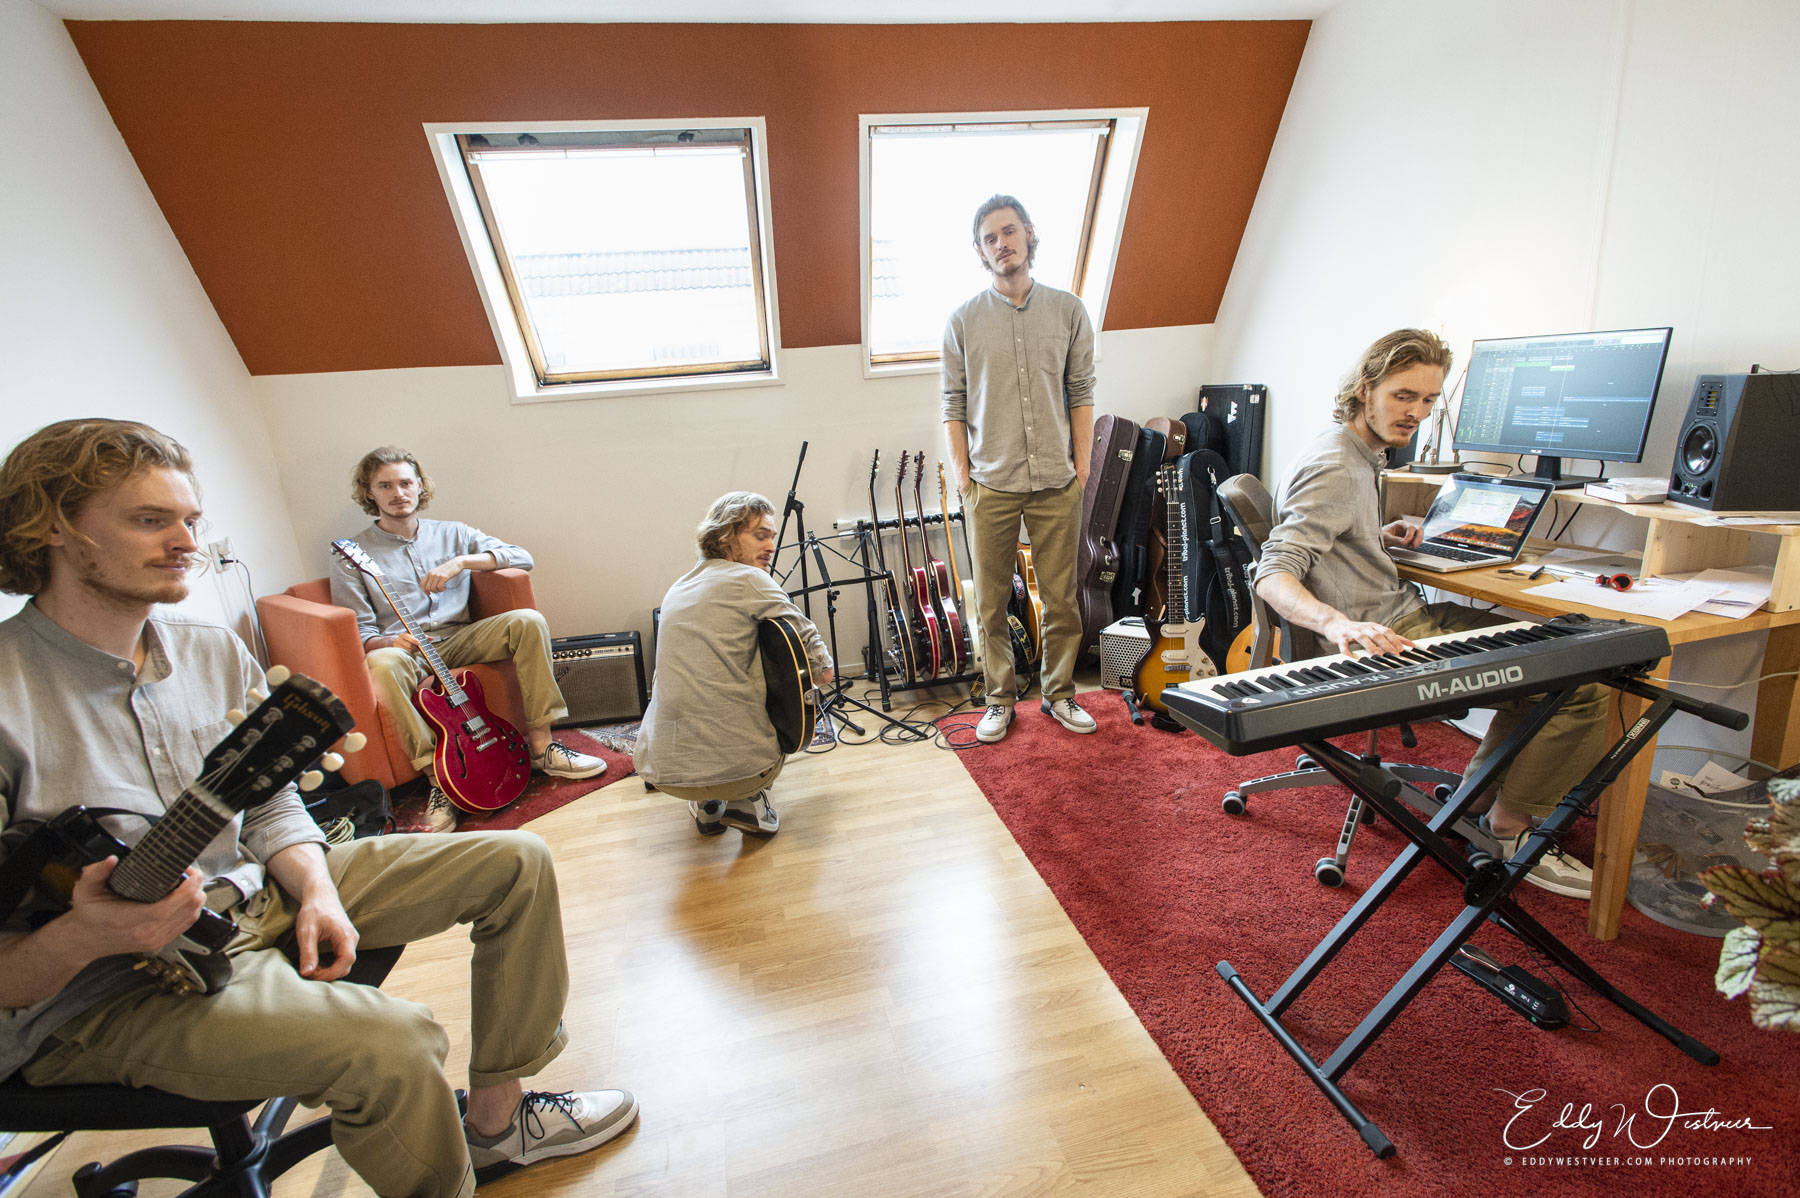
[[0, 419, 639, 1198], [632, 491, 832, 837], [332, 446, 605, 830]]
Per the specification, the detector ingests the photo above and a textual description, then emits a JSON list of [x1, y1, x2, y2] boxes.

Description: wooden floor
[[20, 704, 1260, 1198]]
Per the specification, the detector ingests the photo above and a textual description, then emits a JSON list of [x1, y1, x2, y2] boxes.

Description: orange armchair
[[256, 569, 537, 789]]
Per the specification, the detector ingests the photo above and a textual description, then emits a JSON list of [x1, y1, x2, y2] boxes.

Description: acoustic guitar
[[916, 453, 970, 676], [0, 670, 362, 995], [757, 616, 818, 754], [894, 451, 941, 679], [1129, 463, 1219, 718], [331, 538, 530, 813], [866, 450, 917, 684], [1015, 543, 1046, 666]]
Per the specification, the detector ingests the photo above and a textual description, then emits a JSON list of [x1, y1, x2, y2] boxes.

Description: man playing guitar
[[633, 492, 833, 837], [0, 419, 637, 1198], [331, 446, 605, 830]]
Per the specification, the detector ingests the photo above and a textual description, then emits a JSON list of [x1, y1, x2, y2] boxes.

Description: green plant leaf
[[1700, 865, 1800, 939], [1716, 924, 1760, 999]]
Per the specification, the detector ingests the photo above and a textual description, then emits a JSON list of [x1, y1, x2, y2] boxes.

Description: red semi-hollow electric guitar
[[331, 538, 530, 813], [895, 452, 942, 679]]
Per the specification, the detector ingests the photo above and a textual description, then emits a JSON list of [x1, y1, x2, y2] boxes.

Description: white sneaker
[[466, 1089, 638, 1183], [423, 786, 459, 833], [1040, 697, 1097, 734], [532, 741, 608, 780], [721, 792, 779, 836], [689, 799, 726, 836], [976, 704, 1015, 744], [1483, 816, 1593, 900]]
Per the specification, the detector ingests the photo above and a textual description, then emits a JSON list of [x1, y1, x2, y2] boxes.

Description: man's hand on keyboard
[[1381, 519, 1423, 550], [1321, 615, 1415, 658]]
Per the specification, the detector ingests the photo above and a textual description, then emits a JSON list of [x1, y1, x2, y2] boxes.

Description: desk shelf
[[1384, 470, 1800, 612]]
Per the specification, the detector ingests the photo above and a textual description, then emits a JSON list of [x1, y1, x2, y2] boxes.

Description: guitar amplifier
[[1098, 617, 1150, 691], [550, 631, 647, 727]]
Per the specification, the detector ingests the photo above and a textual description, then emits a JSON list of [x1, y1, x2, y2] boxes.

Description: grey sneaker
[[689, 799, 727, 836], [423, 786, 459, 833], [721, 792, 779, 836], [1040, 697, 1097, 734], [532, 741, 608, 780], [976, 703, 1015, 744], [1481, 815, 1593, 900], [466, 1089, 638, 1183]]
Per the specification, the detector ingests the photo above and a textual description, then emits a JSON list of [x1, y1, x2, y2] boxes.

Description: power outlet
[[207, 538, 233, 570]]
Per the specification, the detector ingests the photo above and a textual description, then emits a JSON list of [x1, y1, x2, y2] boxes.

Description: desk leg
[[1753, 623, 1800, 773], [1589, 657, 1670, 940]]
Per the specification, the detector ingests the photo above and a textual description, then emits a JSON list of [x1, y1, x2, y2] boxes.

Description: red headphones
[[1595, 572, 1634, 592]]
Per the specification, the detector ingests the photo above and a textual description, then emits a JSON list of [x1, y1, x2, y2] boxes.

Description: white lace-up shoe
[[1040, 697, 1097, 734], [976, 704, 1015, 744]]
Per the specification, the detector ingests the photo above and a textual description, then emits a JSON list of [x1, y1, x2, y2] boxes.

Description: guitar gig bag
[[1110, 426, 1167, 619], [1077, 414, 1139, 656], [1177, 448, 1256, 674]]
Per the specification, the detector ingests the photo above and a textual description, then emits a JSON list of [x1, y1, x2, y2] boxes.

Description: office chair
[[0, 944, 405, 1198], [1214, 474, 1467, 886]]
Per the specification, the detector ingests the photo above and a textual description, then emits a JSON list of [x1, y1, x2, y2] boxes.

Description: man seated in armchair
[[331, 446, 604, 831]]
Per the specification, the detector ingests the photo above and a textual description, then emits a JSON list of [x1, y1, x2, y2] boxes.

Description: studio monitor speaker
[[1668, 373, 1800, 511], [550, 631, 647, 727]]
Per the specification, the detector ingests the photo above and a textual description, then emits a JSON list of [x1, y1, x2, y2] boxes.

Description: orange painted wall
[[66, 21, 1308, 376]]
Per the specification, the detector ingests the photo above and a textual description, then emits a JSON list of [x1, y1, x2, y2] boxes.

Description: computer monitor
[[1450, 326, 1673, 489]]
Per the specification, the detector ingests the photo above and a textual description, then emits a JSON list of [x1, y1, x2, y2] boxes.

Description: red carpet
[[948, 695, 1799, 1198], [390, 728, 633, 833]]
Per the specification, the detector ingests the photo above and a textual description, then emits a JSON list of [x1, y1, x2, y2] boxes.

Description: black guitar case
[[1198, 383, 1269, 481], [1077, 414, 1139, 656], [1177, 448, 1256, 673], [1110, 426, 1167, 619]]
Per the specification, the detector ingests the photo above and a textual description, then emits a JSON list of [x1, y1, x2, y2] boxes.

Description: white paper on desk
[[1676, 566, 1775, 619], [1523, 576, 1729, 620]]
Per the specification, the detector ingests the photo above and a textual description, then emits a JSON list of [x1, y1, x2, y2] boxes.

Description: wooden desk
[[1385, 473, 1800, 940]]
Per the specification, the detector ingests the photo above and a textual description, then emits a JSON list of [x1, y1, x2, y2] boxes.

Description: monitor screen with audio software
[[1450, 326, 1673, 489]]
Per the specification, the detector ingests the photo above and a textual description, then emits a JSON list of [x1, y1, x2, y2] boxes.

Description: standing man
[[1254, 329, 1607, 898], [0, 419, 637, 1198], [332, 447, 605, 831], [943, 194, 1098, 744]]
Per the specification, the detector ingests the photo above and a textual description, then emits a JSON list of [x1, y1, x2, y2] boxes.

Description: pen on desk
[[1527, 565, 1547, 580]]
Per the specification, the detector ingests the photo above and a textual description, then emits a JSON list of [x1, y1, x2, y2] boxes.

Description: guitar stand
[[1218, 674, 1742, 1157], [852, 513, 982, 713]]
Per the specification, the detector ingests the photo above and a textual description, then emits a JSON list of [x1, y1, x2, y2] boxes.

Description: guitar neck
[[106, 789, 238, 903], [1164, 470, 1187, 622], [370, 573, 466, 703]]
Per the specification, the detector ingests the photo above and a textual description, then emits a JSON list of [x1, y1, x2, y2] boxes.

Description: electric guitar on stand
[[0, 671, 363, 995], [331, 538, 531, 813], [1127, 463, 1218, 725], [916, 452, 969, 676], [895, 452, 942, 679], [867, 450, 917, 684]]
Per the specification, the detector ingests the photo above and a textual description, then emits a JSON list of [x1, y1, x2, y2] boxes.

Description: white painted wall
[[0, 0, 304, 635], [1209, 0, 1800, 758], [253, 324, 1213, 668]]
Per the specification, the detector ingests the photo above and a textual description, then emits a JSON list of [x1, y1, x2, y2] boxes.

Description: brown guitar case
[[1077, 414, 1139, 657]]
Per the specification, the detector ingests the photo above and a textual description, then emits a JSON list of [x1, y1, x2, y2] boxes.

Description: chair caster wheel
[[1295, 753, 1316, 771], [1315, 858, 1345, 887], [1221, 791, 1246, 815], [73, 1163, 138, 1198], [1433, 784, 1455, 803]]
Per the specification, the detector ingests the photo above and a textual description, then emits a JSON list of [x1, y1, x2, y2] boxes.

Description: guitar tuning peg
[[298, 770, 324, 791], [342, 732, 368, 752], [265, 665, 291, 686], [320, 752, 345, 772], [227, 708, 246, 725], [248, 688, 268, 705]]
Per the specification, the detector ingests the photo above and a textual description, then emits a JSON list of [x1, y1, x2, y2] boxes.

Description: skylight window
[[428, 121, 780, 401], [860, 111, 1146, 373]]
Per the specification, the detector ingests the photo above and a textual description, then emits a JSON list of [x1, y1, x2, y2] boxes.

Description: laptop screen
[[1419, 476, 1550, 554]]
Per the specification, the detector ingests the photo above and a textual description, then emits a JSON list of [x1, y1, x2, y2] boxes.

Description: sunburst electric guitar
[[0, 670, 363, 995], [331, 538, 531, 812]]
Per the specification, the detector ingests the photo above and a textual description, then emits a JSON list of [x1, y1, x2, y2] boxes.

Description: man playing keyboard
[[1253, 329, 1606, 898]]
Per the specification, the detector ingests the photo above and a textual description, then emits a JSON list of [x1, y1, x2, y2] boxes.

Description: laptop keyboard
[[1413, 542, 1493, 562]]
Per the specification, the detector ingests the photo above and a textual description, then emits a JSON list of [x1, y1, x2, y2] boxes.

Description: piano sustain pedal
[[1451, 946, 1569, 1030]]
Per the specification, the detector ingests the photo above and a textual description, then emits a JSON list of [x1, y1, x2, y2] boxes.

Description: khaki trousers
[[24, 832, 571, 1198], [1389, 603, 1611, 819], [650, 757, 785, 805], [963, 477, 1082, 705], [366, 609, 568, 769]]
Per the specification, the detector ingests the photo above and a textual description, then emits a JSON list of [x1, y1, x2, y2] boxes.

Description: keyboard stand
[[1217, 676, 1736, 1157]]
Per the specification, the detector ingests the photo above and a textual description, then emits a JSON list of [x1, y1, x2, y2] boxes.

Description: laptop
[[1386, 473, 1554, 573]]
